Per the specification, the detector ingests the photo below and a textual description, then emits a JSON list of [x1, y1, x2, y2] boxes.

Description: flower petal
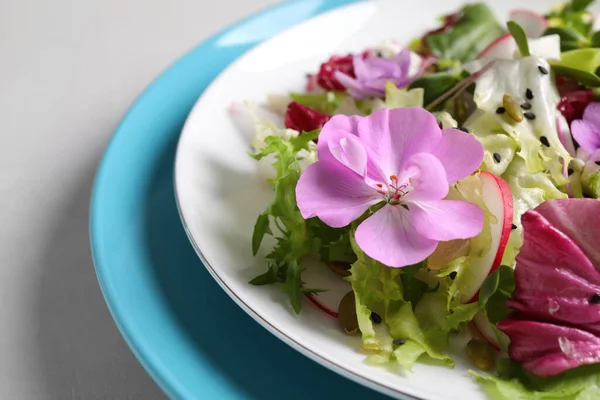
[[334, 72, 380, 99], [402, 153, 449, 202], [317, 114, 363, 168], [572, 120, 600, 155], [409, 199, 484, 241], [583, 102, 600, 128], [296, 161, 379, 228], [357, 107, 442, 177], [355, 205, 438, 267], [432, 128, 484, 184]]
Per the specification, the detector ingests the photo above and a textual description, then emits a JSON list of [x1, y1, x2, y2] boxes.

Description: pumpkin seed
[[427, 239, 470, 270], [503, 94, 524, 122], [466, 338, 495, 370], [338, 290, 359, 334], [327, 262, 351, 277]]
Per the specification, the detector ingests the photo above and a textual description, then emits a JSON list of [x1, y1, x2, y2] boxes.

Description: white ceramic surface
[[174, 1, 582, 399]]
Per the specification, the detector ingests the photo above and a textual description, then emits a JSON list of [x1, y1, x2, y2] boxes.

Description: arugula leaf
[[425, 3, 505, 62], [507, 21, 530, 57], [556, 48, 600, 73], [249, 263, 282, 285], [289, 91, 344, 114], [252, 213, 272, 256], [545, 27, 588, 51], [478, 265, 515, 325], [408, 72, 461, 108], [545, 0, 595, 46], [551, 65, 600, 87], [592, 31, 600, 48], [249, 134, 318, 313], [572, 0, 594, 12]]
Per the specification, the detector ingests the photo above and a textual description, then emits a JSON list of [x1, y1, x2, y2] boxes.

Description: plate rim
[[89, 0, 364, 399], [171, 1, 427, 399]]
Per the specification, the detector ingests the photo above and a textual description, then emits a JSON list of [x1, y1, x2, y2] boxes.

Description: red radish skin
[[304, 292, 338, 318], [486, 172, 514, 279], [463, 172, 514, 303], [473, 312, 502, 351], [477, 33, 515, 61], [509, 9, 548, 39]]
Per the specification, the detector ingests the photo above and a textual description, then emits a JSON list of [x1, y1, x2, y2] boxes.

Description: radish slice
[[473, 312, 507, 351], [509, 9, 548, 39], [557, 114, 577, 157], [476, 33, 560, 62], [462, 172, 514, 302], [477, 33, 516, 61], [301, 258, 352, 317]]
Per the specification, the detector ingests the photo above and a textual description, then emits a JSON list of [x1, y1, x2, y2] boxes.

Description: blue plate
[[90, 1, 393, 399]]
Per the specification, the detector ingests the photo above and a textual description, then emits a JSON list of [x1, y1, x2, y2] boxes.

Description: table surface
[[0, 0, 280, 398]]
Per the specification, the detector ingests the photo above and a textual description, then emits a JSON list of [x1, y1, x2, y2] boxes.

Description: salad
[[239, 1, 600, 398]]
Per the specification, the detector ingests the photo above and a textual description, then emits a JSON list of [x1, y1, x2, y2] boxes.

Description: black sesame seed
[[525, 88, 534, 100], [511, 223, 517, 230], [459, 127, 469, 133], [590, 294, 600, 304], [370, 312, 382, 324], [540, 136, 550, 147], [393, 339, 406, 346], [493, 153, 502, 163], [520, 103, 532, 110], [449, 271, 457, 280], [538, 66, 549, 75], [568, 168, 574, 176], [524, 112, 536, 120], [496, 107, 506, 114]]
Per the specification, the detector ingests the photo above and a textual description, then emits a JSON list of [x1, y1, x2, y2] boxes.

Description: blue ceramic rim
[[90, 1, 360, 398], [90, 1, 416, 399]]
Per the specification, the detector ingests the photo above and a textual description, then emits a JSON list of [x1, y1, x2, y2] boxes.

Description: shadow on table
[[143, 136, 393, 400], [33, 154, 165, 399]]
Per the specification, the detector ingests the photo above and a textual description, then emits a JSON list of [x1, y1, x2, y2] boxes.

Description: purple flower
[[571, 102, 600, 162], [295, 107, 485, 268], [334, 50, 418, 99]]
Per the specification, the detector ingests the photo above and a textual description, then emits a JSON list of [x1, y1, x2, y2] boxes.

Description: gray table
[[0, 0, 278, 398]]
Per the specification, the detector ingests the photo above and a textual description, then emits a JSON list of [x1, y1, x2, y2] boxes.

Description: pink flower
[[571, 102, 600, 162], [295, 107, 485, 267], [335, 50, 417, 99]]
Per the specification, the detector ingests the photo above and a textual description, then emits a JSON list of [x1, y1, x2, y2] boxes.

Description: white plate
[[175, 1, 563, 398]]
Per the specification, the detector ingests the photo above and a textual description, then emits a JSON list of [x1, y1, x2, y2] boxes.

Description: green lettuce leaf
[[500, 158, 567, 266], [473, 359, 600, 400], [289, 91, 346, 115], [581, 161, 600, 198], [408, 72, 460, 108], [249, 133, 322, 313], [348, 239, 453, 370], [385, 82, 424, 109], [545, 0, 595, 50], [425, 3, 505, 62]]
